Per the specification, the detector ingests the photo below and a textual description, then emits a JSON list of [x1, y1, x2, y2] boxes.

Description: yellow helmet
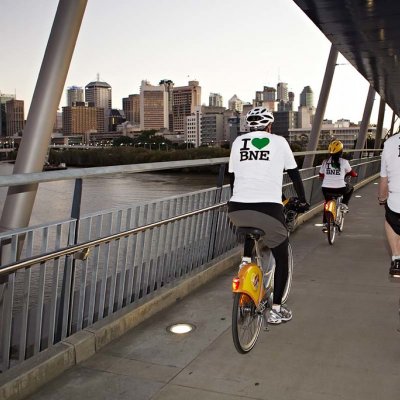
[[328, 140, 343, 154]]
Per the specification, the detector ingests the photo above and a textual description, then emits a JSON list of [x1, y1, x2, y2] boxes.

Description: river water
[[0, 163, 219, 227]]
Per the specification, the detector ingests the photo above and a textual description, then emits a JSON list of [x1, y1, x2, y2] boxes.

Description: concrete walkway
[[25, 180, 400, 400]]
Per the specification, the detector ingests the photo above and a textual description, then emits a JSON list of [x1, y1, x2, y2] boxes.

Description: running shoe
[[267, 305, 292, 324], [389, 259, 400, 277]]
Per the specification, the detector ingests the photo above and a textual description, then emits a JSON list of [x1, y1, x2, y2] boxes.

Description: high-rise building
[[54, 111, 63, 132], [85, 80, 112, 110], [122, 94, 140, 125], [159, 79, 174, 131], [66, 86, 84, 106], [85, 79, 112, 130], [172, 80, 201, 134], [298, 86, 315, 129], [289, 121, 380, 150], [254, 91, 264, 106], [200, 106, 225, 146], [5, 99, 25, 136], [140, 80, 169, 131], [239, 104, 254, 133], [263, 86, 276, 102], [109, 109, 126, 132], [253, 86, 276, 111], [298, 106, 314, 129], [228, 95, 243, 113], [300, 86, 314, 107], [185, 106, 202, 147], [277, 82, 288, 102], [0, 92, 15, 136], [62, 102, 104, 135], [278, 100, 293, 112], [209, 93, 223, 107], [273, 110, 298, 138]]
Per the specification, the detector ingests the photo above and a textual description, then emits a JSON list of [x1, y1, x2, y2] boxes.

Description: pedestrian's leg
[[385, 221, 400, 257]]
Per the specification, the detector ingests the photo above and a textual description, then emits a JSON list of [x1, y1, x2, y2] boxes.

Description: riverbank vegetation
[[48, 146, 230, 170]]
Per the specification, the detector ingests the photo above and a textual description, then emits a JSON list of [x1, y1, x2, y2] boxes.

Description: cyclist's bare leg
[[385, 221, 400, 257]]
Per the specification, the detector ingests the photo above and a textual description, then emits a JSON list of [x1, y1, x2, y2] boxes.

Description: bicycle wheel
[[326, 212, 336, 245], [284, 209, 297, 233], [232, 292, 262, 354], [337, 209, 344, 232], [281, 242, 293, 304]]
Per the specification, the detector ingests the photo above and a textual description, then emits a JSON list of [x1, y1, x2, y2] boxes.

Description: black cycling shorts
[[385, 203, 400, 235], [228, 201, 287, 248]]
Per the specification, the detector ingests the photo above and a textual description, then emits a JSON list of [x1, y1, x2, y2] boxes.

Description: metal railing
[[0, 152, 381, 372]]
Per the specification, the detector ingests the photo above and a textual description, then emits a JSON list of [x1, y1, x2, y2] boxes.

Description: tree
[[112, 136, 134, 146]]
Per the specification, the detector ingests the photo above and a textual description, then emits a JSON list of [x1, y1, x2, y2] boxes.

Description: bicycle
[[323, 193, 346, 245], [231, 199, 301, 354], [283, 196, 301, 233]]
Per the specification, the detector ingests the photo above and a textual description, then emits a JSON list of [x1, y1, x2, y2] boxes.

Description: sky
[[0, 0, 397, 130]]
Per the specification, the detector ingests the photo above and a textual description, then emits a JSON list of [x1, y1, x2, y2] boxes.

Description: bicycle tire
[[327, 212, 336, 245], [337, 209, 344, 232], [232, 292, 262, 354], [281, 242, 294, 304], [284, 209, 297, 233]]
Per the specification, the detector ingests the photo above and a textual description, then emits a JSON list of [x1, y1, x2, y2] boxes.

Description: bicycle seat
[[324, 193, 343, 199], [236, 227, 265, 240]]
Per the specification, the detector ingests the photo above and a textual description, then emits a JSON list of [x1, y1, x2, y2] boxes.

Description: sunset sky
[[1, 0, 396, 129]]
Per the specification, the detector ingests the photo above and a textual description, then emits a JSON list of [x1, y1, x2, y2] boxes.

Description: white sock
[[272, 305, 281, 312], [392, 256, 400, 261], [241, 257, 251, 263]]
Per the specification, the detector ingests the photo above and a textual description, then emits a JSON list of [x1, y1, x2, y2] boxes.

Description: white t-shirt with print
[[228, 131, 297, 204], [380, 133, 400, 213], [320, 157, 352, 189]]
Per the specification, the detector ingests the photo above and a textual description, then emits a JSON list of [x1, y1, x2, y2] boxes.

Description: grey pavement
[[26, 180, 400, 400]]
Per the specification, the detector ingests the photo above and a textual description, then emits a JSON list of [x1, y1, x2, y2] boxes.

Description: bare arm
[[378, 176, 388, 204]]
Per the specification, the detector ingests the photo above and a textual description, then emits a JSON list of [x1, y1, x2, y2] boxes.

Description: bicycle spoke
[[232, 293, 262, 353]]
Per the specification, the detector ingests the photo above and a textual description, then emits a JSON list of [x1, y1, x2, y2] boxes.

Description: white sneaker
[[238, 257, 251, 270], [341, 204, 349, 213], [267, 305, 292, 324]]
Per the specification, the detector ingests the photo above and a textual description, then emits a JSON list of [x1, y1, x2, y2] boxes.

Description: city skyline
[[1, 0, 397, 130]]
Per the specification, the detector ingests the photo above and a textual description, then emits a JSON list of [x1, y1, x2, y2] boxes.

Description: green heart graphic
[[251, 138, 270, 150]]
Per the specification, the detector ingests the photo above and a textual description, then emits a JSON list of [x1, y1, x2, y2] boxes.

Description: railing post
[[0, 0, 88, 236], [354, 85, 375, 159], [302, 44, 338, 168], [208, 164, 226, 260], [56, 178, 82, 340], [374, 97, 385, 154]]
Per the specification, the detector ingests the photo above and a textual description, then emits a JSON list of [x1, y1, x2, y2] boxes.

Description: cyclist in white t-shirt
[[378, 132, 400, 277], [319, 140, 357, 231], [228, 107, 309, 325]]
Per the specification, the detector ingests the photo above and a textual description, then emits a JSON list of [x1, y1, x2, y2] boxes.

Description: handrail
[[0, 158, 230, 188], [0, 149, 381, 188], [0, 202, 227, 276], [299, 156, 381, 182], [0, 154, 381, 275]]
